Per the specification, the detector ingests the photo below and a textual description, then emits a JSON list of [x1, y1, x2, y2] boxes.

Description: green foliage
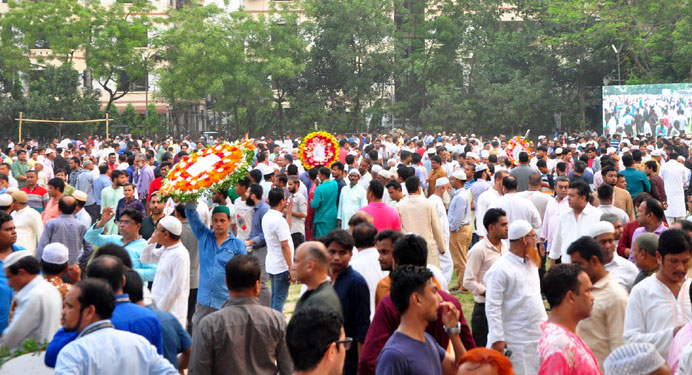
[[120, 103, 140, 134], [0, 339, 48, 368]]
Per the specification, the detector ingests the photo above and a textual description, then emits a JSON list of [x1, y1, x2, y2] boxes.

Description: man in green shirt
[[292, 241, 343, 317], [311, 167, 338, 237], [620, 153, 650, 197], [11, 150, 30, 189]]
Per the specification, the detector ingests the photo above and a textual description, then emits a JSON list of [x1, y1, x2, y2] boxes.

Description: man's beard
[[527, 246, 542, 268], [246, 198, 256, 207], [63, 310, 84, 332]]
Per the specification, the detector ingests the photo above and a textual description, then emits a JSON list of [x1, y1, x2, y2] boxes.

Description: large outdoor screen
[[602, 83, 692, 137]]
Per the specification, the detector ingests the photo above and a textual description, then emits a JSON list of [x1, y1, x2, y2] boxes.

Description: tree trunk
[[277, 98, 285, 138], [352, 96, 360, 133], [578, 79, 586, 130]]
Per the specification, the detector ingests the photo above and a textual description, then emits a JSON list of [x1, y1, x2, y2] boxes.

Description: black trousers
[[187, 288, 198, 334], [291, 232, 305, 251], [472, 302, 488, 348]]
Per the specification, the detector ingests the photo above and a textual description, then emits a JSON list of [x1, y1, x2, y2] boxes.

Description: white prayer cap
[[508, 220, 533, 240], [622, 147, 630, 153], [498, 150, 507, 158], [569, 143, 577, 148], [588, 221, 614, 238], [480, 150, 490, 158], [46, 149, 55, 155], [427, 148, 436, 154], [651, 150, 662, 157], [646, 145, 654, 151], [678, 155, 686, 162], [71, 190, 88, 203], [475, 163, 488, 173], [159, 216, 182, 236], [3, 250, 33, 269], [379, 170, 392, 180], [41, 243, 69, 265], [435, 177, 450, 188], [607, 147, 617, 154], [347, 168, 361, 177], [0, 194, 12, 207], [435, 142, 442, 147], [468, 153, 480, 161], [451, 170, 466, 181], [555, 147, 564, 155], [371, 164, 383, 174], [603, 343, 665, 375]]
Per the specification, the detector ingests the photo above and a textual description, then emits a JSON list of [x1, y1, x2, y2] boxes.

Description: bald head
[[293, 241, 330, 287], [347, 210, 374, 233], [58, 195, 77, 215], [296, 241, 329, 268]]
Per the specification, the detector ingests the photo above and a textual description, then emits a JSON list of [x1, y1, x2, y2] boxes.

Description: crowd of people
[[2, 130, 692, 374]]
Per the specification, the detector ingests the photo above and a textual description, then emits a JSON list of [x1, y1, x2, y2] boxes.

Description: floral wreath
[[299, 131, 339, 170], [159, 140, 255, 202], [505, 136, 533, 165]]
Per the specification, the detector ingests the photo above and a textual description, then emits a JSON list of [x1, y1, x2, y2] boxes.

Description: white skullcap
[[46, 149, 55, 155], [435, 177, 450, 188], [159, 216, 182, 236], [603, 343, 665, 375], [475, 163, 488, 172], [71, 190, 88, 203], [651, 150, 661, 157], [508, 220, 533, 240], [646, 145, 654, 151], [570, 143, 577, 148], [427, 148, 436, 154], [622, 147, 630, 153], [555, 147, 564, 155], [387, 158, 397, 166], [41, 243, 69, 265], [498, 150, 507, 158], [435, 142, 442, 147], [468, 153, 480, 161], [347, 168, 361, 176], [371, 164, 383, 174], [588, 221, 614, 238], [451, 170, 466, 181], [480, 150, 490, 158], [379, 170, 392, 180], [607, 147, 617, 154], [0, 194, 12, 207], [678, 156, 686, 162], [3, 250, 33, 269]]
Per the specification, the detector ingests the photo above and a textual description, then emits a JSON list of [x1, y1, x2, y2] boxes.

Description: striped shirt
[[20, 185, 48, 212]]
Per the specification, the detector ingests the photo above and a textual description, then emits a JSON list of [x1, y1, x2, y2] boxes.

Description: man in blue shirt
[[185, 201, 246, 329], [243, 184, 271, 306], [0, 211, 25, 332], [45, 255, 163, 367], [323, 230, 370, 375], [92, 164, 112, 215], [620, 153, 651, 197]]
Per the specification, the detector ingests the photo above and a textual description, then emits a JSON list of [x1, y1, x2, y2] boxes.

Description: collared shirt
[[294, 281, 343, 317], [351, 247, 387, 321], [189, 296, 293, 375], [470, 179, 491, 204], [37, 214, 94, 266], [290, 192, 307, 235], [45, 294, 164, 367], [84, 225, 157, 282], [11, 160, 30, 188], [11, 206, 43, 255], [42, 197, 60, 224], [448, 188, 471, 232], [576, 273, 628, 369], [621, 167, 651, 197], [475, 188, 501, 237], [100, 186, 124, 235], [44, 275, 71, 301], [541, 196, 569, 243], [624, 275, 692, 359], [75, 208, 92, 228], [630, 222, 669, 261], [76, 169, 96, 205], [20, 185, 48, 212], [605, 254, 639, 292], [135, 164, 155, 200], [463, 238, 508, 303], [549, 204, 603, 263], [263, 208, 294, 275], [598, 204, 630, 225], [146, 307, 192, 369], [490, 192, 542, 235], [115, 197, 145, 221], [337, 184, 368, 230], [93, 175, 112, 206], [0, 276, 62, 350], [54, 322, 175, 375], [334, 266, 371, 375], [248, 201, 269, 248], [185, 202, 246, 309], [359, 202, 401, 232], [484, 252, 547, 346], [538, 322, 602, 375], [141, 241, 191, 327]]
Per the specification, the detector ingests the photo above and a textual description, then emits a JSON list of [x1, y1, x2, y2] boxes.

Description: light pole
[[611, 44, 621, 85], [143, 53, 149, 121]]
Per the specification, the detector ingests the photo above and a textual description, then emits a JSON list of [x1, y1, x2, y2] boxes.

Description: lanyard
[[77, 321, 114, 339]]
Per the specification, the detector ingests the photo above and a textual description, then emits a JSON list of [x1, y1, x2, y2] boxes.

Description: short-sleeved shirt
[[261, 209, 294, 275], [375, 331, 445, 375], [148, 307, 192, 369], [20, 185, 48, 212]]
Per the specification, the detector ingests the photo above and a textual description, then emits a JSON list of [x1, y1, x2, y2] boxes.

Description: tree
[[120, 103, 139, 134]]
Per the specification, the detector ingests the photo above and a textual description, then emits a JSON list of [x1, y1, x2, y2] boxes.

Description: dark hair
[[483, 208, 506, 231], [237, 176, 251, 189], [390, 265, 434, 314], [74, 279, 116, 320], [331, 162, 344, 172], [411, 153, 422, 164], [225, 255, 261, 292], [111, 169, 124, 179], [322, 229, 355, 251], [597, 183, 613, 201], [385, 180, 401, 191], [120, 208, 143, 225], [98, 164, 109, 174], [566, 236, 605, 265], [393, 234, 427, 267], [375, 229, 403, 244], [569, 179, 590, 198], [249, 169, 262, 184], [353, 223, 377, 248], [318, 166, 331, 179], [7, 255, 40, 275], [644, 160, 658, 172], [633, 192, 652, 207], [518, 151, 529, 163], [41, 260, 68, 276], [345, 154, 355, 165], [58, 196, 77, 215], [0, 211, 12, 229], [268, 187, 285, 207], [601, 166, 616, 177], [574, 161, 586, 174], [174, 203, 187, 219], [556, 162, 567, 173], [430, 155, 442, 164], [658, 229, 692, 258], [632, 149, 642, 162], [502, 176, 517, 191], [287, 164, 298, 176], [622, 153, 634, 167], [286, 307, 344, 372], [94, 243, 133, 268], [542, 264, 584, 309], [86, 255, 125, 292], [368, 180, 384, 199], [404, 176, 420, 193], [276, 174, 288, 186], [642, 198, 665, 220], [249, 184, 264, 202], [122, 268, 144, 303], [47, 177, 65, 193], [308, 167, 320, 181]]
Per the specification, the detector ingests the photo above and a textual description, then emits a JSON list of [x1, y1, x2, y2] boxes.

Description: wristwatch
[[443, 322, 461, 334]]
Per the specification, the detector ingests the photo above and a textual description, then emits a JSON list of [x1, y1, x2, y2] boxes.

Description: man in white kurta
[[428, 177, 453, 283], [140, 216, 191, 328], [336, 169, 367, 230], [10, 191, 43, 255], [540, 176, 570, 247], [484, 220, 547, 375], [475, 171, 507, 238], [660, 156, 689, 223], [490, 176, 542, 235], [624, 230, 692, 359]]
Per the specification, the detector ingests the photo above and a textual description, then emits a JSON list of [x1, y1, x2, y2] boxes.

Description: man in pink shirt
[[358, 180, 401, 232]]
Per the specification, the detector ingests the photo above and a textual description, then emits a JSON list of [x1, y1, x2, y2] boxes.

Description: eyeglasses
[[334, 337, 353, 351], [119, 220, 135, 226]]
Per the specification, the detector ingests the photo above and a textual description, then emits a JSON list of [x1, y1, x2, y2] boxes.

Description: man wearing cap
[[0, 194, 11, 214], [0, 251, 62, 350], [36, 195, 94, 269], [0, 211, 25, 333], [40, 243, 77, 300], [631, 233, 659, 287], [141, 216, 190, 327], [484, 220, 546, 375], [429, 176, 453, 283], [72, 190, 94, 228], [588, 221, 639, 291], [567, 236, 628, 368], [337, 169, 367, 231], [603, 343, 671, 375], [448, 170, 473, 291], [9, 190, 42, 256]]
